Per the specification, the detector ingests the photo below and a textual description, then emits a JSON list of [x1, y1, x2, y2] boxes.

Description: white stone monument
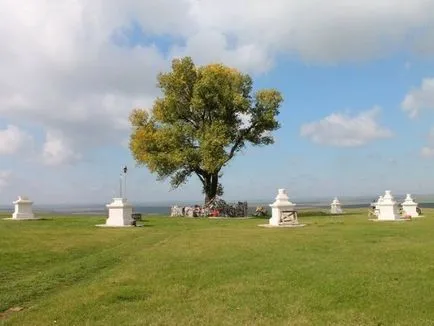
[[103, 197, 134, 227], [401, 194, 419, 218], [369, 196, 383, 218], [11, 196, 37, 220], [258, 189, 305, 228], [377, 190, 400, 221], [330, 197, 343, 214], [96, 166, 136, 227]]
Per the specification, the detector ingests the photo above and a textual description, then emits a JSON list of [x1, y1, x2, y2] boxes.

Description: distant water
[[2, 202, 434, 215], [0, 205, 171, 215]]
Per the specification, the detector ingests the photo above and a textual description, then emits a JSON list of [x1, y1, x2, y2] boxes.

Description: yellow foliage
[[128, 56, 283, 199]]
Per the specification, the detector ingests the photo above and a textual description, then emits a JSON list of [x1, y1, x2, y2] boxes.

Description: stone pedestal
[[259, 188, 305, 229], [401, 194, 419, 218], [269, 189, 296, 226], [12, 196, 36, 220], [377, 190, 400, 221], [101, 198, 134, 227], [330, 197, 343, 214]]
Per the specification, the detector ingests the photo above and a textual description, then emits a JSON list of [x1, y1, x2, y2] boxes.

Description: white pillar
[[401, 194, 419, 217], [12, 196, 35, 219], [374, 196, 383, 217], [330, 197, 342, 214], [105, 198, 134, 226], [269, 189, 296, 226], [378, 190, 400, 221]]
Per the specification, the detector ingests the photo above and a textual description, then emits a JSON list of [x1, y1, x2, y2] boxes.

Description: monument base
[[369, 218, 408, 222], [3, 217, 42, 221], [105, 197, 134, 227]]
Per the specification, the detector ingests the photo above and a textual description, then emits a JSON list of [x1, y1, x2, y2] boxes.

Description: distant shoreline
[[2, 202, 434, 215]]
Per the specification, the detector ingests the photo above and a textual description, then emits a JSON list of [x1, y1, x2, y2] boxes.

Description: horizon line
[[1, 192, 433, 207]]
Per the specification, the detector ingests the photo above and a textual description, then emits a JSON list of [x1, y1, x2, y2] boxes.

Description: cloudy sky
[[1, 0, 434, 205]]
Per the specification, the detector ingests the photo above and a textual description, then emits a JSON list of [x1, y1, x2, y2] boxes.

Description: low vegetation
[[1, 209, 434, 325]]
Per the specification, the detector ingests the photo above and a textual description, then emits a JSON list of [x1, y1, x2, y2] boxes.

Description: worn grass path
[[1, 210, 434, 325]]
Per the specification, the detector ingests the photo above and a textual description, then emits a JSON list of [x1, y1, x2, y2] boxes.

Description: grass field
[[1, 209, 434, 325]]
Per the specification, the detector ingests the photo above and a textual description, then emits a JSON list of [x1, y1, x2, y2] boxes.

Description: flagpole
[[119, 173, 123, 198], [124, 171, 127, 199], [122, 165, 128, 199]]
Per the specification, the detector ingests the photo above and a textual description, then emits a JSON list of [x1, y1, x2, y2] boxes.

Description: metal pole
[[122, 165, 128, 199], [124, 172, 127, 199], [119, 173, 123, 198]]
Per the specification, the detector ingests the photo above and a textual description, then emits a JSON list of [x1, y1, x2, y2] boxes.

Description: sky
[[1, 0, 434, 205]]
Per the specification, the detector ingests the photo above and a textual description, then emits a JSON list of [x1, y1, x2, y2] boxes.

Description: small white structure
[[99, 197, 134, 227], [184, 206, 195, 218], [170, 205, 184, 217], [11, 196, 36, 220], [269, 189, 296, 226], [258, 189, 304, 228], [330, 197, 343, 214], [401, 194, 419, 218], [374, 196, 383, 217], [377, 190, 400, 221], [369, 196, 383, 218]]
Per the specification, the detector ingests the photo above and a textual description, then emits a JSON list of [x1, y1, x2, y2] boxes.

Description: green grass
[[1, 209, 434, 325]]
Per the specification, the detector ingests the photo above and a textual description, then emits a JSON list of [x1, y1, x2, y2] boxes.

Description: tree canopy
[[129, 57, 283, 203]]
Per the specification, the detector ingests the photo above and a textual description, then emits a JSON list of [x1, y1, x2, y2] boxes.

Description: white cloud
[[186, 0, 434, 63], [169, 30, 273, 74], [421, 147, 434, 158], [300, 107, 393, 147], [420, 127, 434, 158], [236, 113, 252, 129], [0, 170, 12, 191], [41, 130, 82, 166], [402, 78, 434, 118], [0, 125, 33, 155], [0, 1, 167, 165], [0, 0, 434, 165], [403, 79, 434, 159]]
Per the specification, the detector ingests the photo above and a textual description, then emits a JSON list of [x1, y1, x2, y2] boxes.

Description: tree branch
[[223, 122, 258, 165], [195, 171, 205, 184]]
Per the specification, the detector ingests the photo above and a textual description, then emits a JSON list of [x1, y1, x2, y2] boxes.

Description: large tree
[[129, 57, 283, 203]]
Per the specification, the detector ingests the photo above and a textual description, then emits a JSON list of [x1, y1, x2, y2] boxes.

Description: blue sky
[[1, 1, 434, 205]]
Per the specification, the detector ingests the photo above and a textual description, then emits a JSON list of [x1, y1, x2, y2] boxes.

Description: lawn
[[1, 209, 434, 325]]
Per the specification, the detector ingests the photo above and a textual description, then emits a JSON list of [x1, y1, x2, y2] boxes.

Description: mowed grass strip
[[1, 210, 434, 325]]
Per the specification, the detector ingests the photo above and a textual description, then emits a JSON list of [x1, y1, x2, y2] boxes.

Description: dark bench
[[132, 213, 142, 221]]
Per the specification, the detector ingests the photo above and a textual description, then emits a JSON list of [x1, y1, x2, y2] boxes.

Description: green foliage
[[129, 57, 283, 201]]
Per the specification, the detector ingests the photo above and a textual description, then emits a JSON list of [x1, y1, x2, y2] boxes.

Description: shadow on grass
[[247, 211, 363, 220], [2, 218, 52, 221], [137, 224, 154, 228], [94, 224, 154, 228]]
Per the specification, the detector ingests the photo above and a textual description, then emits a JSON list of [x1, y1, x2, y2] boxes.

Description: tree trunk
[[203, 173, 218, 205]]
